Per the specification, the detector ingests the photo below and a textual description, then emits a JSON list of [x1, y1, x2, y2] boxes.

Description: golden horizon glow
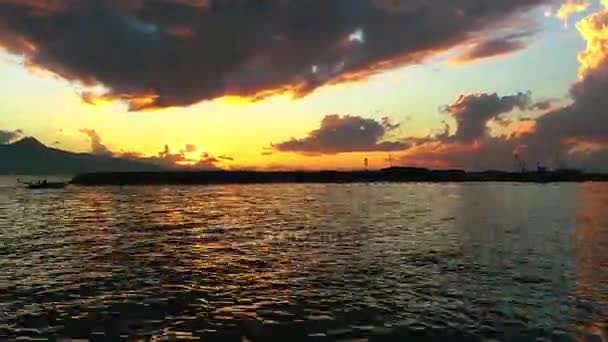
[[0, 0, 600, 170]]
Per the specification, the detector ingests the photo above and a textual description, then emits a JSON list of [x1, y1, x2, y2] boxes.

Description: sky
[[1, 0, 608, 171]]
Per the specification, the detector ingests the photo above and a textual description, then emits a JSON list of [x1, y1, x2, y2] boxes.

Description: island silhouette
[[0, 137, 162, 174], [3, 137, 607, 185]]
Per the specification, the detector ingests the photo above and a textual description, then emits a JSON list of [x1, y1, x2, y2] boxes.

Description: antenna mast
[[514, 153, 526, 173]]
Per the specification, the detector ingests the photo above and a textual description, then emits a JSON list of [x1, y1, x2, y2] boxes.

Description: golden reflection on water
[[1, 182, 608, 340], [574, 184, 608, 340]]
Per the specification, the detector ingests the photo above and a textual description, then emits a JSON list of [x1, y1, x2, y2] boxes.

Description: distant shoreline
[[69, 167, 608, 186]]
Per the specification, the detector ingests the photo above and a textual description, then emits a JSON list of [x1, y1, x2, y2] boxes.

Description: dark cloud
[[514, 6, 608, 171], [381, 116, 401, 131], [0, 0, 547, 110], [400, 64, 608, 171], [273, 114, 408, 155], [271, 2, 608, 171], [533, 72, 608, 146], [400, 137, 521, 170], [0, 129, 23, 144], [451, 31, 534, 65], [530, 99, 557, 111], [518, 72, 608, 170], [80, 128, 112, 156], [399, 10, 608, 174], [218, 154, 235, 161], [261, 146, 274, 156], [391, 92, 539, 170], [441, 92, 532, 143], [271, 91, 535, 157]]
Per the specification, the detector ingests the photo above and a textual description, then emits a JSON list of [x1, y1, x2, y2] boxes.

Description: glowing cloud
[[576, 0, 608, 79], [556, 0, 591, 26]]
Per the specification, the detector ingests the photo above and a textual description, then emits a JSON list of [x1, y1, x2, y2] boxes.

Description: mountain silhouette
[[0, 137, 164, 174]]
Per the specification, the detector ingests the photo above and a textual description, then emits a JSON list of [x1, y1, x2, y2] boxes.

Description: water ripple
[[1, 181, 607, 341]]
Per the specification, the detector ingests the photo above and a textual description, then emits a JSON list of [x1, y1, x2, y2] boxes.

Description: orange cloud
[[557, 0, 591, 26], [563, 136, 608, 153], [508, 120, 537, 138], [81, 91, 162, 111], [577, 0, 608, 79], [399, 142, 478, 169]]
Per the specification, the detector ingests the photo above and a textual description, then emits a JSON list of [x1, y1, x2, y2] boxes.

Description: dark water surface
[[1, 178, 608, 341]]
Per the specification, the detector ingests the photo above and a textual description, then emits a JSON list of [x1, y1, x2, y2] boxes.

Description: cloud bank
[[401, 0, 608, 172], [0, 0, 546, 110], [272, 1, 608, 172]]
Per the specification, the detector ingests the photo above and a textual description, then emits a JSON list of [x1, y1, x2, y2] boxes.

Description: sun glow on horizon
[[0, 0, 601, 171]]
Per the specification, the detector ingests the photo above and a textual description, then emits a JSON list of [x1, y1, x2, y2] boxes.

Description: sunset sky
[[1, 0, 608, 171]]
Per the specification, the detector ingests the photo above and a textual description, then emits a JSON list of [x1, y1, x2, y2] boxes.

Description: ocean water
[[1, 178, 607, 341]]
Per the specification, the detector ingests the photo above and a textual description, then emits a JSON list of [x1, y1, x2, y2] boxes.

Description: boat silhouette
[[23, 180, 67, 189]]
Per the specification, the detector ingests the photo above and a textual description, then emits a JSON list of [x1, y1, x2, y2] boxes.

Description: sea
[[1, 176, 607, 341]]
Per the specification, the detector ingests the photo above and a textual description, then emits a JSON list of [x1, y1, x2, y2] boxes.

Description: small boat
[[24, 181, 67, 189]]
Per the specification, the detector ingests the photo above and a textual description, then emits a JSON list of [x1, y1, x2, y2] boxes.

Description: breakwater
[[70, 167, 608, 186]]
